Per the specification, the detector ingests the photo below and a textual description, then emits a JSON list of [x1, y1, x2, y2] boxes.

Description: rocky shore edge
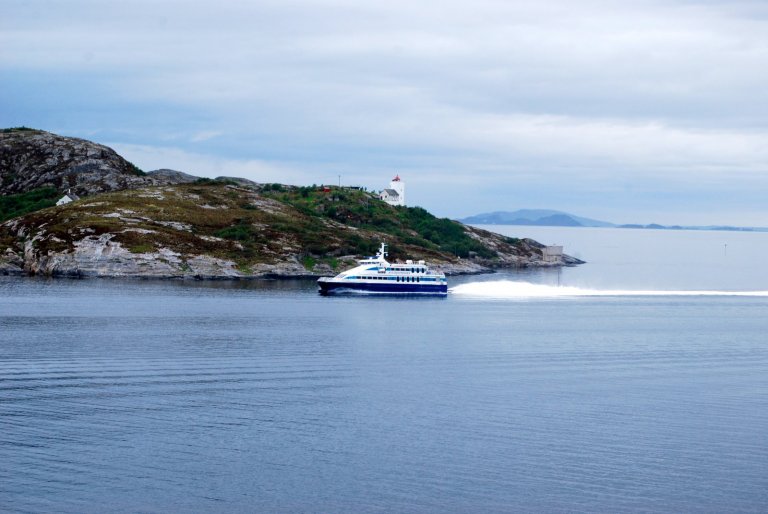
[[0, 224, 582, 281]]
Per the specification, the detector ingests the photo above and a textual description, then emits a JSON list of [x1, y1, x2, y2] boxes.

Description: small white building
[[542, 245, 563, 263], [56, 189, 80, 206], [380, 174, 405, 206]]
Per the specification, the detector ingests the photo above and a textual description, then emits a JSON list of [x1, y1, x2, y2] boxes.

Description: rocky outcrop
[[1, 129, 146, 196], [451, 228, 583, 271], [146, 169, 200, 184], [9, 230, 257, 279], [0, 129, 200, 198], [0, 233, 576, 279], [0, 129, 584, 279], [215, 176, 260, 188], [0, 183, 583, 279]]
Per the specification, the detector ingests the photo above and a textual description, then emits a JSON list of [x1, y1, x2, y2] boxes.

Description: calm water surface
[[1, 228, 767, 512]]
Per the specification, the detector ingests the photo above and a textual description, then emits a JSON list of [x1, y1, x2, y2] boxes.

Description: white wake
[[450, 281, 768, 298]]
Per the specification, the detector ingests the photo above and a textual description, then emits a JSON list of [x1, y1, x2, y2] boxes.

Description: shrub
[[125, 160, 146, 176], [0, 126, 37, 133], [215, 223, 258, 242], [128, 243, 155, 254], [301, 255, 316, 270], [0, 187, 60, 222]]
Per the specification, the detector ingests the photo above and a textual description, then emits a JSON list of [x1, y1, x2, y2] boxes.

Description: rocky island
[[0, 128, 583, 279]]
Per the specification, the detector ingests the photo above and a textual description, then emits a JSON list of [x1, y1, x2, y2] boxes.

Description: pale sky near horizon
[[2, 0, 767, 225]]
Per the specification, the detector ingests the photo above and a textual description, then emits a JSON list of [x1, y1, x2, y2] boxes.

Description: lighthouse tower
[[390, 175, 405, 206], [380, 174, 405, 206]]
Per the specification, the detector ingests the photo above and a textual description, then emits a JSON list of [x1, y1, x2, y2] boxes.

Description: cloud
[[189, 131, 222, 143], [107, 143, 312, 184], [3, 0, 768, 224]]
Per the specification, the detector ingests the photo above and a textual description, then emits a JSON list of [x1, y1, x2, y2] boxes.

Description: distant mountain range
[[459, 209, 767, 232], [460, 209, 614, 227]]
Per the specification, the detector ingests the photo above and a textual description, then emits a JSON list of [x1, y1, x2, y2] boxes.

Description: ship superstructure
[[317, 243, 447, 295]]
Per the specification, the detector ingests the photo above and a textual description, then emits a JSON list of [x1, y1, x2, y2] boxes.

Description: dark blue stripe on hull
[[318, 281, 447, 295]]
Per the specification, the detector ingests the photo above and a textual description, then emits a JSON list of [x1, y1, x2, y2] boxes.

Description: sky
[[2, 0, 767, 225]]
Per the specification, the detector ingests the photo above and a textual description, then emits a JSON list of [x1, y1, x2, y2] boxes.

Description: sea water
[[1, 228, 767, 512]]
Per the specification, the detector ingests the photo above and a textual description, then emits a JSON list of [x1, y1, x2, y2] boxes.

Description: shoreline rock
[[0, 238, 582, 280]]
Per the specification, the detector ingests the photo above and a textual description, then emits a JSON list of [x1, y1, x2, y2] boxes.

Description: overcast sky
[[2, 0, 767, 225]]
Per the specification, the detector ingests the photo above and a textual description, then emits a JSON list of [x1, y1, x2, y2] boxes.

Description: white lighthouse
[[380, 174, 405, 206]]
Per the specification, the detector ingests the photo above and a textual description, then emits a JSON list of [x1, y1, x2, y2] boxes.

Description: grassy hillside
[[260, 185, 509, 259], [0, 181, 526, 274]]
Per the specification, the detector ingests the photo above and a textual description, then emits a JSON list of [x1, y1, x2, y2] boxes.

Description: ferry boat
[[318, 243, 448, 295]]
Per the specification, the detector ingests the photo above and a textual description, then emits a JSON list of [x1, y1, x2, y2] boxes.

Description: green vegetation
[[128, 243, 156, 254], [1, 182, 525, 273], [301, 255, 316, 270], [0, 128, 530, 274], [125, 160, 146, 177], [0, 126, 39, 133], [215, 221, 263, 243], [262, 186, 495, 258], [0, 187, 60, 222]]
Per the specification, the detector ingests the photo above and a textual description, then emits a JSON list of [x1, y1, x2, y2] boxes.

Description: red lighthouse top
[[392, 174, 401, 182]]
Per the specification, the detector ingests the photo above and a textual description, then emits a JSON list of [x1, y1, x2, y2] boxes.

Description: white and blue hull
[[317, 243, 448, 296], [318, 278, 447, 295]]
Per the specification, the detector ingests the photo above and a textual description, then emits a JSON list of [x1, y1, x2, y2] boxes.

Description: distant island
[[459, 209, 767, 232], [0, 128, 582, 278]]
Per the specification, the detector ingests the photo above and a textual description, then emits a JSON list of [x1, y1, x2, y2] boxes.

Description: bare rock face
[[146, 169, 200, 184], [215, 176, 260, 188], [0, 129, 200, 197], [0, 223, 244, 279], [1, 129, 149, 196]]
